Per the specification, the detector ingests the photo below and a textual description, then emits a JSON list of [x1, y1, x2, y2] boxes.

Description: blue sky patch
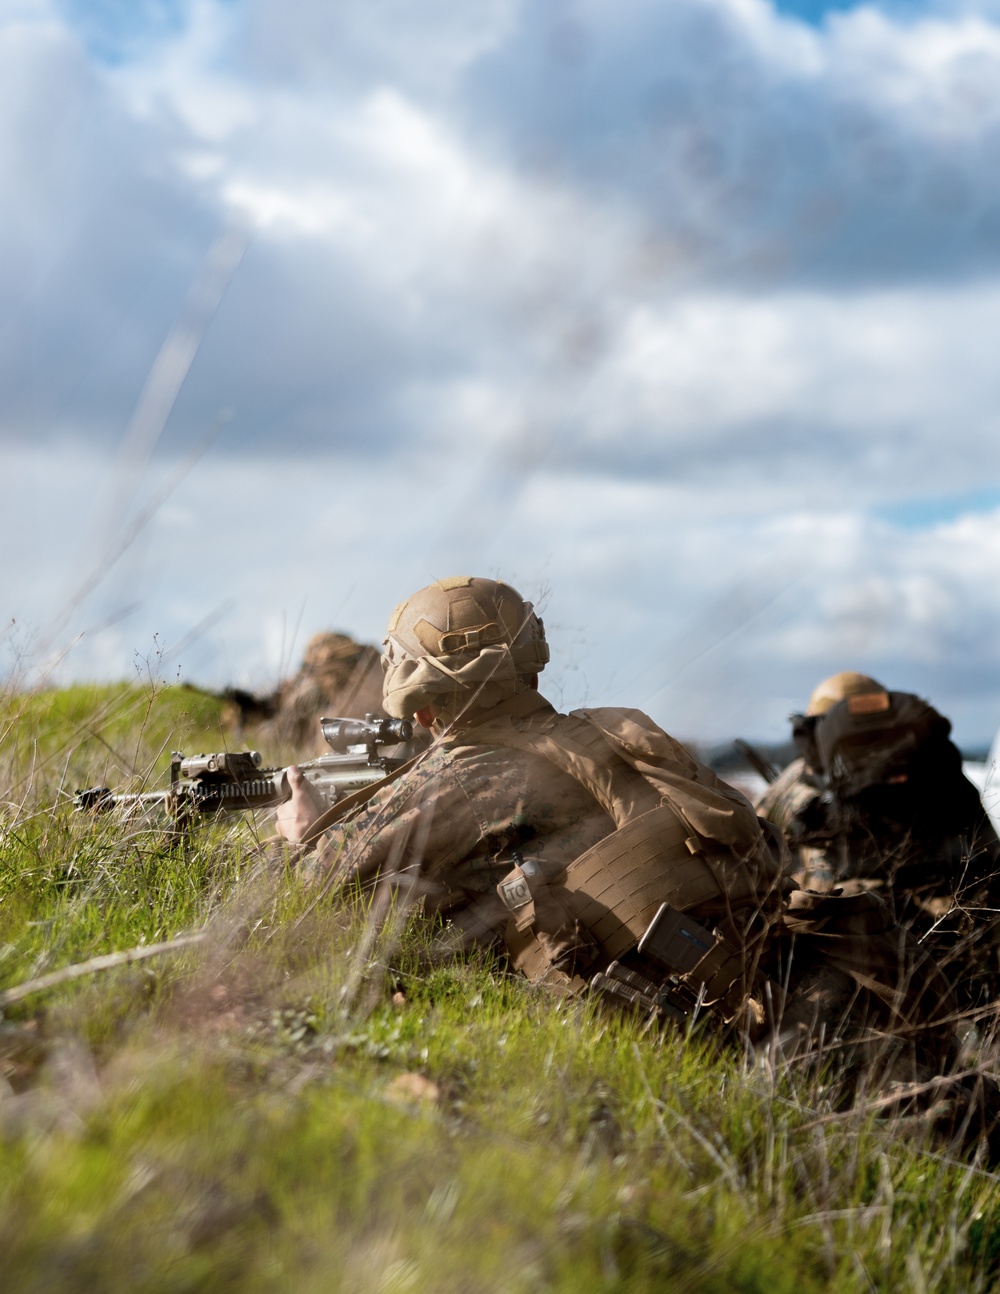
[[772, 0, 879, 23], [771, 0, 926, 23], [879, 490, 1000, 529], [55, 0, 187, 64]]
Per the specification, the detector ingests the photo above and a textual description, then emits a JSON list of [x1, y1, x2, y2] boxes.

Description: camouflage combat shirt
[[311, 690, 617, 930]]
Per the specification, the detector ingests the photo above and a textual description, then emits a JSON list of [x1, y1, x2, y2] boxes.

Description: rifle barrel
[[733, 739, 780, 785]]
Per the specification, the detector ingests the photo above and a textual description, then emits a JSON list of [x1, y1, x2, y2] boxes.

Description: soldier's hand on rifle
[[274, 766, 326, 844]]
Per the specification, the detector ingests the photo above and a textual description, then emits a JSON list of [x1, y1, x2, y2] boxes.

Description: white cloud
[[7, 432, 1000, 744], [5, 0, 1000, 753], [586, 283, 1000, 476], [824, 8, 1000, 135]]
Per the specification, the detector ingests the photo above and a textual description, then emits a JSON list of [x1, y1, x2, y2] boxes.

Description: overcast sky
[[5, 0, 1000, 747]]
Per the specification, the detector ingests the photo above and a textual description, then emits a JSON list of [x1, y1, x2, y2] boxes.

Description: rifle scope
[[320, 715, 413, 753]]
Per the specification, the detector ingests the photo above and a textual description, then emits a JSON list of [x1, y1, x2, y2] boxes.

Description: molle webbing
[[559, 805, 764, 961]]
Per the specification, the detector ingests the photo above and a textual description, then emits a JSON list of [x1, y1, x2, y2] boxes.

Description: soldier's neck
[[433, 688, 554, 736]]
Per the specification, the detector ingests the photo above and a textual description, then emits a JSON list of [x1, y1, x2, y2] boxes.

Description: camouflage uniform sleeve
[[308, 749, 485, 901], [755, 758, 815, 833]]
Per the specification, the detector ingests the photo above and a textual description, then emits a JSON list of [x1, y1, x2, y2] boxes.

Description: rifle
[[74, 714, 415, 823], [733, 739, 780, 786]]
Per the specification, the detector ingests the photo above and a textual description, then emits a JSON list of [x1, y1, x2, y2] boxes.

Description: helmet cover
[[806, 671, 884, 717], [381, 576, 549, 720]]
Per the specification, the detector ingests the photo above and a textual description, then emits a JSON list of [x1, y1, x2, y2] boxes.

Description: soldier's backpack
[[809, 690, 956, 802]]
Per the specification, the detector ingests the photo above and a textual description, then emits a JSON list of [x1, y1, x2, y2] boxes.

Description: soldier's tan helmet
[[383, 576, 549, 674], [806, 671, 885, 717]]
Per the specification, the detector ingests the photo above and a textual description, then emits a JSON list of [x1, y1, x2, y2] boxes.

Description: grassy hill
[[0, 683, 998, 1292]]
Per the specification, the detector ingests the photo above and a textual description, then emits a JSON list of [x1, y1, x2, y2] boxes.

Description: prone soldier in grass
[[757, 671, 1000, 1003], [274, 578, 969, 1107]]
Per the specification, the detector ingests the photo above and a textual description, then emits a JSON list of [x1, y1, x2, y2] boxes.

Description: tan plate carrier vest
[[457, 706, 790, 1006]]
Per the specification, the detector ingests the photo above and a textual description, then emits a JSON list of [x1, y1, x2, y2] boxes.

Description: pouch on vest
[[558, 802, 781, 963], [496, 858, 598, 976], [637, 902, 749, 1017], [590, 904, 757, 1023]]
